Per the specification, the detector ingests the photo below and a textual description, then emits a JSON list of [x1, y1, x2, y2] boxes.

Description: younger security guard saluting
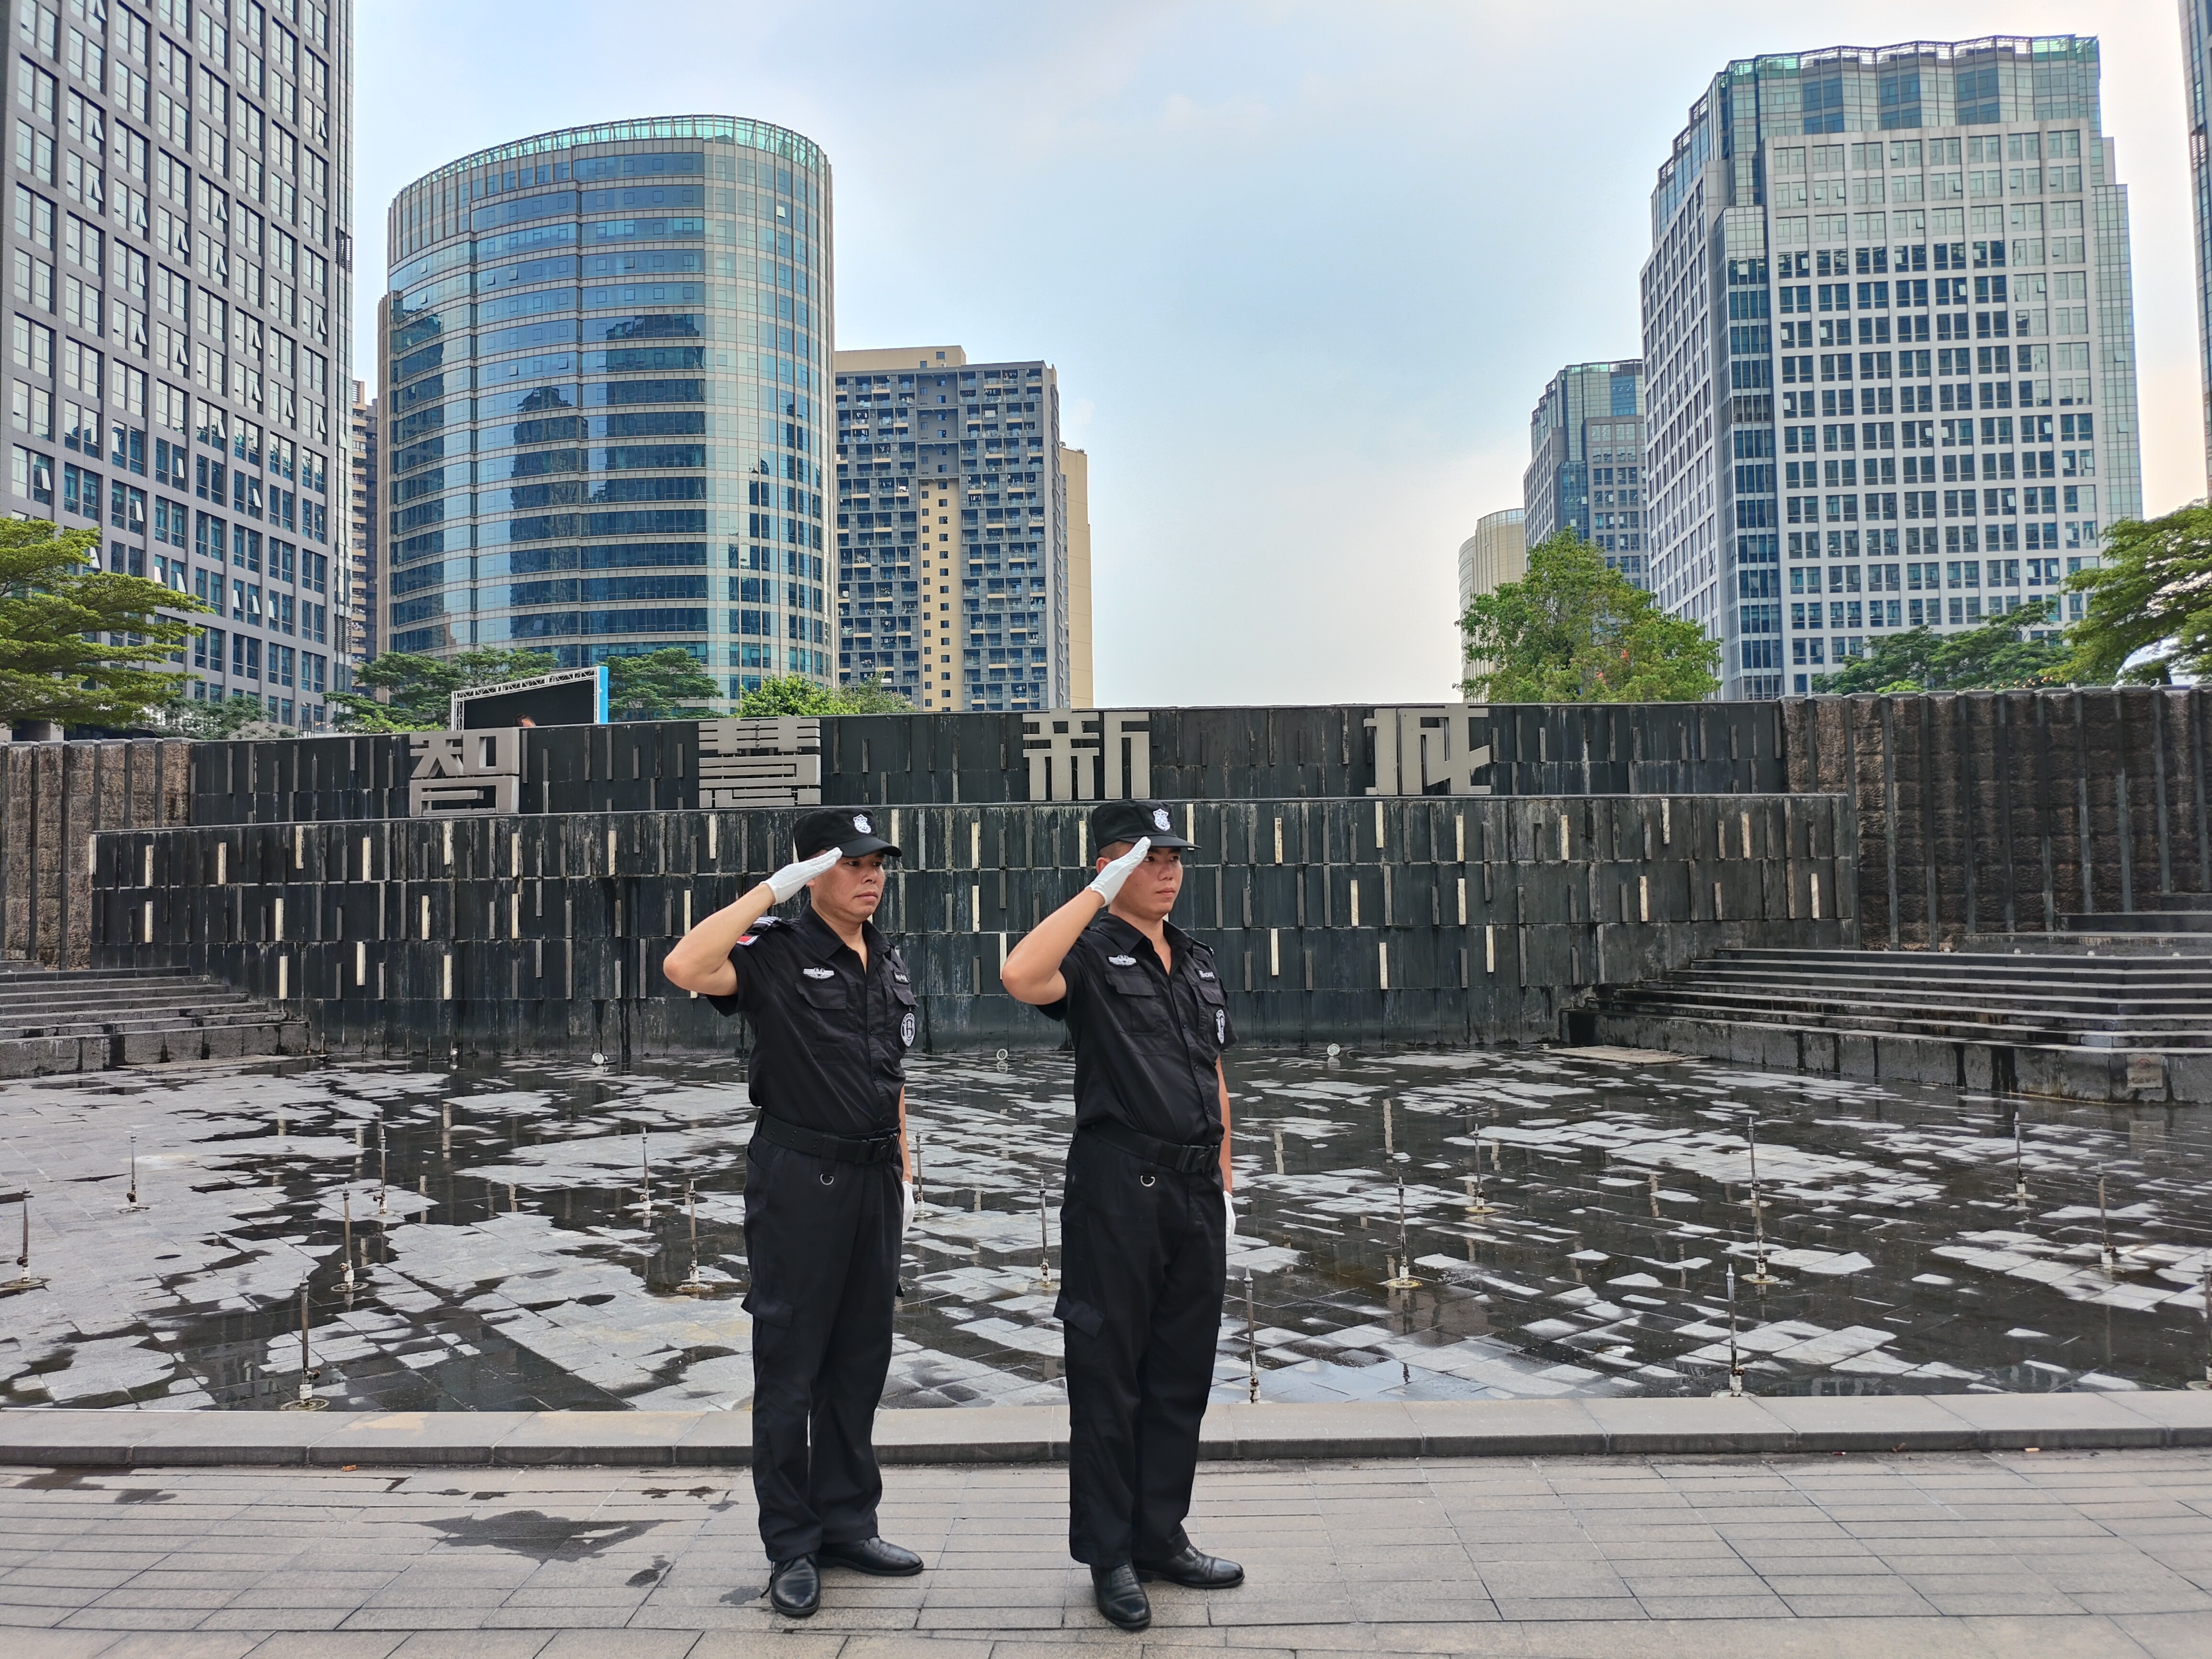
[[663, 809, 925, 1619], [1001, 800, 1244, 1633]]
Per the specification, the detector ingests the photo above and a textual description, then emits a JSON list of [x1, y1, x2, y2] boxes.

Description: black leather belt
[[1082, 1119, 1222, 1176], [752, 1114, 901, 1166]]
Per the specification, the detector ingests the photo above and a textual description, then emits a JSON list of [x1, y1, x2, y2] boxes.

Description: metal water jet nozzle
[[1037, 1181, 1052, 1288], [675, 1180, 708, 1296], [1245, 1269, 1260, 1404], [1741, 1115, 1781, 1287], [127, 1135, 140, 1208], [1383, 1168, 1421, 1289], [279, 1283, 327, 1410], [638, 1128, 653, 1221], [2194, 1260, 2212, 1392], [341, 1191, 355, 1291], [2013, 1116, 2028, 1204], [2099, 1172, 2117, 1275], [1723, 1263, 1745, 1397]]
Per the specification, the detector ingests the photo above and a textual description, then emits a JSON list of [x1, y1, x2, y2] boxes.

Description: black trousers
[[742, 1136, 900, 1563], [1053, 1130, 1227, 1567]]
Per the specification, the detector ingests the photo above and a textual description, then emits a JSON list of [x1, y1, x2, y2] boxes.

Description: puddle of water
[[3, 1046, 2208, 1410]]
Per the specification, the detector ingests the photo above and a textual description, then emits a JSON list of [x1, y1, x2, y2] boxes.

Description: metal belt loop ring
[[1140, 1173, 1157, 1188], [819, 1171, 835, 1186]]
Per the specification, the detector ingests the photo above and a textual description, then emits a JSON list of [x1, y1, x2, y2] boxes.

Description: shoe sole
[[1134, 1569, 1244, 1588], [768, 1597, 818, 1618], [1098, 1607, 1151, 1631]]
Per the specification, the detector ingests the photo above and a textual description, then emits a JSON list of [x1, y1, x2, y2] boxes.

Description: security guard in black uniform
[[663, 808, 925, 1618], [1001, 800, 1244, 1633]]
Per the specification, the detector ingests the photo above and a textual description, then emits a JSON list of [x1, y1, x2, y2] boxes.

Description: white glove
[[1087, 836, 1151, 906], [766, 846, 842, 903], [900, 1180, 916, 1242], [1223, 1189, 1237, 1240]]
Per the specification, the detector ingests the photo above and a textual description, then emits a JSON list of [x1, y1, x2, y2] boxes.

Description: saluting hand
[[1085, 835, 1151, 906], [766, 846, 843, 903]]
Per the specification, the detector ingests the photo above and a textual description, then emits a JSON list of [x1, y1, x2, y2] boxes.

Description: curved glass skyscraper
[[379, 116, 832, 698]]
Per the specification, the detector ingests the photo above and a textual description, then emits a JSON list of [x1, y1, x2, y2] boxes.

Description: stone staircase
[[0, 962, 310, 1078], [1590, 946, 2212, 1104]]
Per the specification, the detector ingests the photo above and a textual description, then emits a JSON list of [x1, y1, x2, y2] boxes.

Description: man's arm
[[662, 882, 779, 999], [664, 848, 841, 997], [1002, 837, 1152, 1006], [1217, 1060, 1233, 1194], [1000, 887, 1104, 1006]]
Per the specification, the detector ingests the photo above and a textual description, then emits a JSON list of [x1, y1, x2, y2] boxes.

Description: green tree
[[831, 677, 914, 714], [733, 675, 918, 718], [606, 647, 719, 720], [2065, 503, 2212, 685], [0, 518, 205, 730], [160, 688, 274, 739], [328, 647, 557, 732], [1460, 531, 1720, 702], [1814, 597, 2068, 694]]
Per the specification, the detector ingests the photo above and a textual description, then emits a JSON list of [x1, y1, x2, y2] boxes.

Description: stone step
[[0, 1018, 309, 1078], [1679, 963, 2212, 998], [0, 990, 261, 1017], [1708, 948, 2212, 982], [0, 965, 307, 1074], [1606, 988, 2212, 1049]]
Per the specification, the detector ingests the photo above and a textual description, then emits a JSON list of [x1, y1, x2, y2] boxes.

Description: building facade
[[1062, 443, 1092, 708], [1643, 35, 2141, 699], [2186, 0, 2212, 494], [380, 115, 833, 702], [4, 0, 353, 729], [832, 343, 1071, 714], [1459, 507, 1526, 617], [1521, 361, 1647, 586], [346, 377, 375, 662]]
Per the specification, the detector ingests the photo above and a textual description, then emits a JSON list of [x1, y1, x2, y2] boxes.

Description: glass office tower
[[3, 0, 353, 729], [380, 115, 833, 699], [1642, 36, 2141, 699], [1521, 361, 1648, 587], [2186, 0, 2212, 493]]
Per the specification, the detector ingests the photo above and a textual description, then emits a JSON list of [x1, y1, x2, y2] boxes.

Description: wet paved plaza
[[2, 1045, 2210, 1412]]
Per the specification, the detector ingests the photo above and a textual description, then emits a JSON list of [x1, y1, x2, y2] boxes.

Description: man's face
[[1097, 841, 1183, 923], [808, 850, 888, 924]]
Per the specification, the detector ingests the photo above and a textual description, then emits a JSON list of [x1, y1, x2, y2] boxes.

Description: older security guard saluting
[[664, 809, 924, 1619], [1001, 800, 1244, 1633]]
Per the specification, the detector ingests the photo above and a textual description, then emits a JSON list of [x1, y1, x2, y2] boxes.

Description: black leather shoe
[[1092, 1562, 1151, 1631], [1134, 1543, 1245, 1588], [819, 1536, 923, 1576], [768, 1553, 819, 1617]]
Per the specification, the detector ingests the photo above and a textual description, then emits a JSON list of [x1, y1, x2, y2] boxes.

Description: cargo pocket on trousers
[[1053, 1294, 1105, 1338], [744, 1290, 796, 1329]]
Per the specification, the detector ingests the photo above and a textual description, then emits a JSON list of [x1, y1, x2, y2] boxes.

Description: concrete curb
[[3, 1392, 2209, 1469]]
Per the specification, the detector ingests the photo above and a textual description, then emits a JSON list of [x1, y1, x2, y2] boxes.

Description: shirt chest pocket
[[1194, 977, 1228, 1049], [799, 977, 850, 1015], [1105, 967, 1170, 1030]]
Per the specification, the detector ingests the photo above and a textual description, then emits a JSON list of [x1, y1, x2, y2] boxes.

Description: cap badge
[[1107, 954, 1138, 966], [803, 967, 836, 979], [1151, 807, 1172, 831], [853, 813, 872, 834]]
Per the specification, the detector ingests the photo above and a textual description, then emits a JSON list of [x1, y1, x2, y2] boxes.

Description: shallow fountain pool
[[2, 1044, 2208, 1410]]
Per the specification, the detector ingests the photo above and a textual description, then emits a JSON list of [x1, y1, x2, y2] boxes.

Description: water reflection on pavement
[[3, 1044, 2208, 1411]]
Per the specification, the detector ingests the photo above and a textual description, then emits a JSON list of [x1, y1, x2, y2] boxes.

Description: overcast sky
[[354, 1, 2201, 707]]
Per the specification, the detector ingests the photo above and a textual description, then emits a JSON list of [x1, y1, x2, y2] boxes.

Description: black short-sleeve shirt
[[706, 908, 917, 1136], [1041, 912, 1235, 1144]]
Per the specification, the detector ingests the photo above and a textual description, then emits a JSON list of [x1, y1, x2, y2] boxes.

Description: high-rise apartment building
[[381, 116, 832, 702], [832, 344, 1072, 713], [1521, 362, 1648, 586], [346, 378, 375, 662], [1643, 35, 2140, 699], [3, 1, 352, 729], [1459, 507, 1526, 617], [2186, 1, 2212, 492], [1062, 444, 1092, 707]]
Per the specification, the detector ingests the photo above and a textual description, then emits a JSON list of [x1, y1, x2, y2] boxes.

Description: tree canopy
[[606, 647, 718, 721], [327, 648, 558, 732], [1460, 532, 1720, 702], [2065, 503, 2212, 685], [1813, 597, 2067, 694], [0, 519, 205, 730], [734, 675, 913, 717]]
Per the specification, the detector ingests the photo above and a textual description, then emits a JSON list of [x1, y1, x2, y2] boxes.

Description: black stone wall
[[90, 792, 1855, 1057], [181, 701, 1786, 824]]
